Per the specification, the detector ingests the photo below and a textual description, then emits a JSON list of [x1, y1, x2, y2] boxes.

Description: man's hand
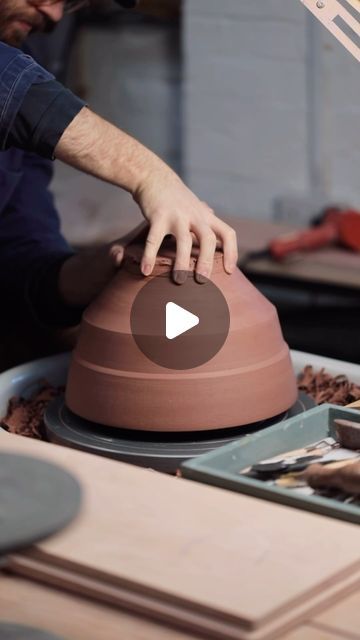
[[55, 108, 238, 283], [134, 168, 238, 284], [58, 222, 148, 307]]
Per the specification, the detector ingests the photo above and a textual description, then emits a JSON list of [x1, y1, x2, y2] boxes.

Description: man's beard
[[0, 0, 54, 46]]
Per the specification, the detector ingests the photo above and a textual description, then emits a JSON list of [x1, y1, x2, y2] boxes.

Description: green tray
[[181, 404, 360, 525]]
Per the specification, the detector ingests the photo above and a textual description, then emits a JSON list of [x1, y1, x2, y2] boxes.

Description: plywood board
[[6, 553, 360, 640], [314, 589, 360, 638], [0, 574, 192, 640], [1, 433, 360, 635], [278, 626, 345, 640]]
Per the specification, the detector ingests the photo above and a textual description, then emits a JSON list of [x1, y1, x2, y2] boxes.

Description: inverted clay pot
[[65, 242, 297, 431]]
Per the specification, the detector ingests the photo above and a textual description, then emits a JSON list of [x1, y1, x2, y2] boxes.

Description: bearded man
[[0, 0, 237, 368]]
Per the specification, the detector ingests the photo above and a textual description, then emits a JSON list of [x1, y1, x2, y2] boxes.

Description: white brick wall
[[183, 0, 360, 221]]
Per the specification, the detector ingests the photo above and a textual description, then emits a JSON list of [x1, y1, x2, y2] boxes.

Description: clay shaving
[[1, 366, 360, 440], [0, 381, 63, 439], [297, 366, 360, 405]]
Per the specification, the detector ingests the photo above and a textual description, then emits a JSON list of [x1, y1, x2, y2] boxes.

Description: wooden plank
[[313, 589, 360, 638], [0, 574, 192, 640], [1, 433, 359, 633], [278, 624, 345, 639], [6, 553, 360, 640]]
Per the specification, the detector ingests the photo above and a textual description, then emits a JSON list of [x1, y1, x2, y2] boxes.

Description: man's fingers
[[109, 244, 125, 267], [194, 227, 217, 284], [141, 224, 166, 276], [212, 222, 238, 274], [173, 229, 193, 284]]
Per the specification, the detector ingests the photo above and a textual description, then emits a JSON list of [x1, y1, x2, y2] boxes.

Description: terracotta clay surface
[[2, 367, 358, 441], [66, 241, 297, 431]]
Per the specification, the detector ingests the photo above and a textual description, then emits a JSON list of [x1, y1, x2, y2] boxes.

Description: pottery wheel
[[0, 623, 65, 640], [0, 453, 81, 555], [45, 393, 314, 474]]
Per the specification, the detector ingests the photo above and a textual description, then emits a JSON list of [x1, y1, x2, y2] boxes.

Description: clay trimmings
[[298, 366, 360, 405], [1, 382, 63, 439]]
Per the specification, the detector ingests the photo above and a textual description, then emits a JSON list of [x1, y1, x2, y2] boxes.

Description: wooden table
[[0, 431, 359, 640]]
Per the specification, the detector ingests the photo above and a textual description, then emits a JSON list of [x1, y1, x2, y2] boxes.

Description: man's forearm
[[54, 106, 238, 280], [54, 106, 172, 198]]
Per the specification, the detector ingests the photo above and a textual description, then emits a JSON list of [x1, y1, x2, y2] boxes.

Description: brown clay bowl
[[65, 242, 297, 431]]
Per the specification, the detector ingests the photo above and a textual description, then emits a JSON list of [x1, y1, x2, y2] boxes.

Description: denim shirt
[[0, 42, 83, 327], [0, 42, 54, 149]]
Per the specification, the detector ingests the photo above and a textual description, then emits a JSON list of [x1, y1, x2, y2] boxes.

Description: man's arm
[[55, 108, 238, 283], [0, 41, 237, 281]]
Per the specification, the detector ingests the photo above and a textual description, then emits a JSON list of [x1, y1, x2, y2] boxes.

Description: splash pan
[[45, 392, 314, 474]]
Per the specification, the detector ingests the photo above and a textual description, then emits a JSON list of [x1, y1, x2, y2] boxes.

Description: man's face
[[0, 0, 64, 47]]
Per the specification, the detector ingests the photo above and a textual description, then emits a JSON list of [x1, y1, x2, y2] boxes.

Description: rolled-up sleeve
[[0, 42, 85, 160], [0, 42, 54, 149], [6, 80, 86, 159]]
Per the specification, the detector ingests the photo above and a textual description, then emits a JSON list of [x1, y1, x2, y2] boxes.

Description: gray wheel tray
[[181, 404, 360, 525]]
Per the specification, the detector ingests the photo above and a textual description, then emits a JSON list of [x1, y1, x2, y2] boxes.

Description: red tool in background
[[269, 208, 360, 261]]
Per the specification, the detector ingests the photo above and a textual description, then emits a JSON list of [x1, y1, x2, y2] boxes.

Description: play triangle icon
[[165, 302, 199, 340]]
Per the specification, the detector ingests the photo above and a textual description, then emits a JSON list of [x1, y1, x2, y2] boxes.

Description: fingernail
[[142, 263, 152, 276], [173, 270, 187, 285], [195, 272, 208, 284], [224, 262, 235, 274]]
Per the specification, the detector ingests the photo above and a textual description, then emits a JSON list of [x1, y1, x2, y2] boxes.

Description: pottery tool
[[302, 459, 360, 493], [250, 454, 323, 477], [248, 444, 358, 479], [300, 0, 360, 62], [268, 208, 360, 260], [238, 208, 360, 269], [182, 404, 360, 523], [335, 418, 360, 449]]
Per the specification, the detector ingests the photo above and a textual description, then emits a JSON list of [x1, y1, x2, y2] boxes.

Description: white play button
[[165, 302, 199, 340]]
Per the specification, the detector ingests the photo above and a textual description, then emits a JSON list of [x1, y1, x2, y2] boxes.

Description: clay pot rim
[[123, 243, 225, 277]]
